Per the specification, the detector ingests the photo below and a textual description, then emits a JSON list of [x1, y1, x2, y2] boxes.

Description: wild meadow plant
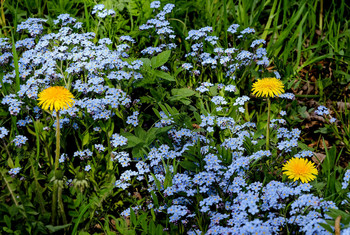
[[251, 77, 285, 150], [0, 1, 349, 234], [37, 86, 75, 224]]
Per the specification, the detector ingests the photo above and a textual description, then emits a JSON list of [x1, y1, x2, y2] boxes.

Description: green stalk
[[58, 185, 67, 225], [44, 146, 52, 168], [52, 110, 60, 224], [55, 110, 60, 170], [127, 1, 134, 31], [266, 98, 271, 150], [1, 170, 19, 206], [33, 120, 40, 164], [10, 31, 20, 92], [223, 0, 228, 48], [0, 0, 7, 37], [244, 102, 250, 122], [51, 183, 58, 224], [261, 0, 278, 41], [84, 2, 90, 32], [29, 156, 46, 214], [319, 0, 323, 34]]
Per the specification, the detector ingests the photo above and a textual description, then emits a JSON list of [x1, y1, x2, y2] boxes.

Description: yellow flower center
[[37, 86, 75, 112], [251, 77, 285, 98], [282, 157, 318, 183]]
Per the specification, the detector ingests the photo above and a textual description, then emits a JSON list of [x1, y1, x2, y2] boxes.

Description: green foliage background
[[0, 0, 349, 234]]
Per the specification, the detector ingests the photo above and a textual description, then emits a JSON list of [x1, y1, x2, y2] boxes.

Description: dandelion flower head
[[282, 157, 318, 183], [37, 86, 75, 112], [252, 77, 284, 98]]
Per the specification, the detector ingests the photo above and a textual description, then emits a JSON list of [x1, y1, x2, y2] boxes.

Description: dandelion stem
[[55, 110, 60, 171], [58, 184, 67, 225], [266, 98, 271, 150], [51, 183, 58, 224], [52, 110, 60, 225]]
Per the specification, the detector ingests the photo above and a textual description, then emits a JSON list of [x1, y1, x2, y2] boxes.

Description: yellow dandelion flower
[[252, 77, 284, 98], [282, 157, 318, 183], [37, 86, 75, 112]]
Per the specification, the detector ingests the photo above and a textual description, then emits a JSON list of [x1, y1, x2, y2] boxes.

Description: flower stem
[[52, 110, 60, 225], [266, 98, 271, 150], [55, 110, 60, 170], [58, 184, 67, 225], [51, 183, 57, 224]]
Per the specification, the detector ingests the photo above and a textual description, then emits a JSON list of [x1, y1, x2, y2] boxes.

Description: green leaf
[[150, 173, 162, 191], [297, 106, 308, 119], [149, 220, 156, 232], [114, 109, 124, 119], [209, 85, 218, 96], [156, 224, 164, 235], [320, 78, 333, 89], [178, 98, 191, 105], [171, 88, 196, 97], [243, 136, 253, 155], [154, 70, 175, 81], [314, 127, 329, 134], [3, 227, 13, 233], [154, 126, 173, 135], [82, 132, 90, 147], [114, 218, 128, 234], [163, 165, 173, 189], [26, 126, 37, 136], [179, 161, 198, 172], [150, 88, 165, 102], [151, 50, 171, 68], [297, 54, 330, 73], [132, 146, 143, 159], [335, 180, 342, 193], [141, 217, 148, 233], [139, 58, 152, 69], [135, 127, 147, 139], [165, 103, 178, 116], [334, 69, 350, 84], [0, 111, 8, 116], [319, 222, 333, 233], [194, 112, 201, 124], [4, 215, 11, 229], [108, 122, 115, 138], [312, 181, 326, 192], [78, 232, 91, 235], [169, 92, 192, 105], [150, 209, 156, 222], [130, 207, 137, 226], [123, 134, 144, 148], [11, 30, 20, 92], [7, 158, 14, 168], [253, 128, 265, 139], [46, 224, 71, 233], [72, 201, 93, 235], [134, 76, 156, 87], [158, 104, 170, 117], [327, 208, 350, 219], [150, 191, 158, 207], [152, 108, 161, 119], [174, 66, 184, 78]]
